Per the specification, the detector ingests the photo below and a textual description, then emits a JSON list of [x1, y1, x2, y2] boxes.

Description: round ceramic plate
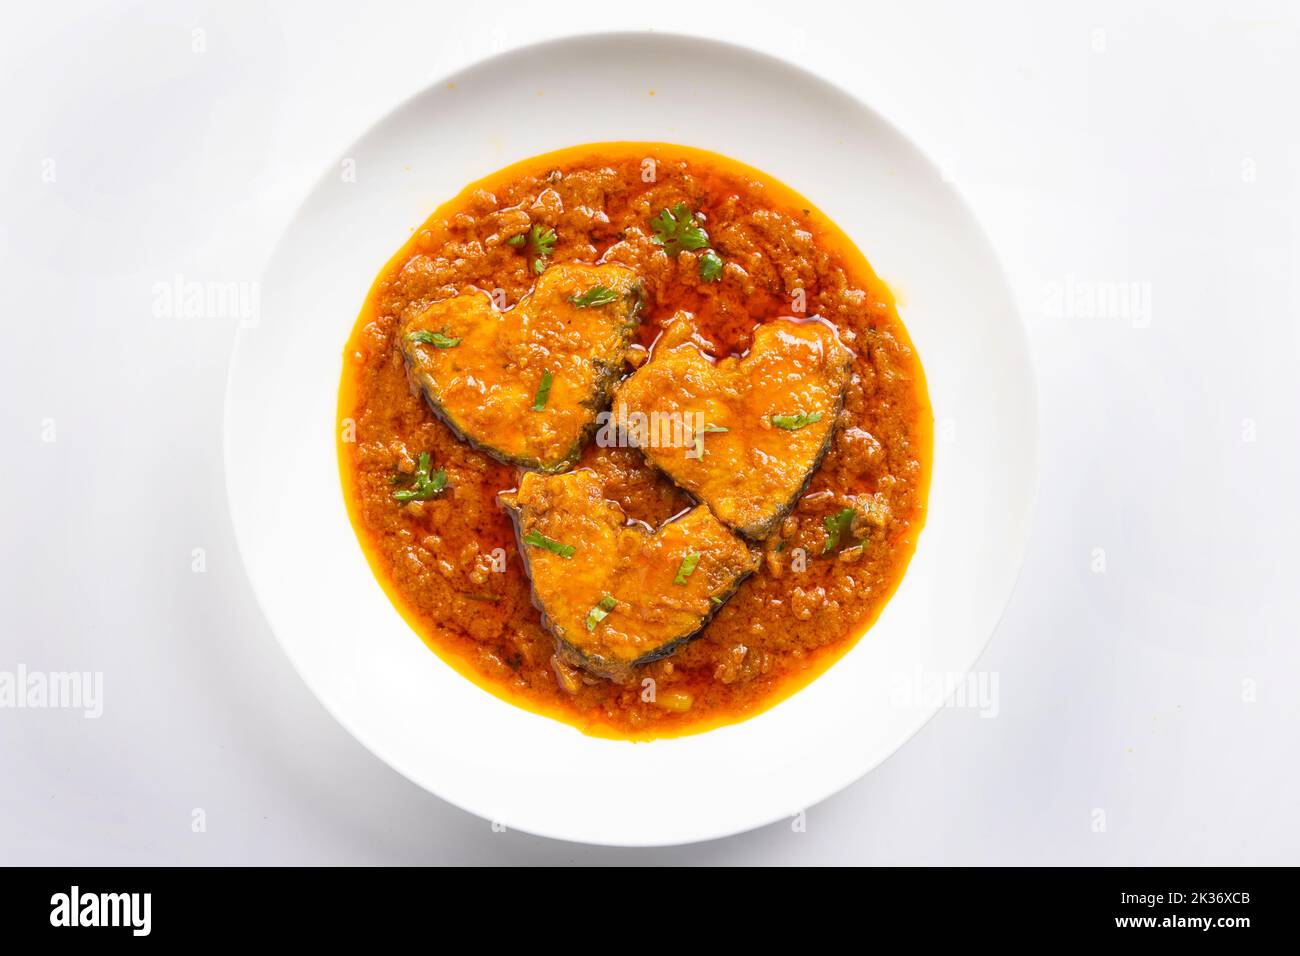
[[225, 32, 1037, 846]]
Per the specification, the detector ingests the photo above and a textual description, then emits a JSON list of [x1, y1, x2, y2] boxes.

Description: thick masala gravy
[[338, 143, 931, 739]]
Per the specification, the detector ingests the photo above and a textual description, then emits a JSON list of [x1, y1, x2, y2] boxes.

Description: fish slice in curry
[[501, 469, 760, 681], [614, 312, 853, 540], [399, 262, 642, 471]]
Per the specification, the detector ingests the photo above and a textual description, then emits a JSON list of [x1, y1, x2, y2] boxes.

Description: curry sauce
[[338, 142, 932, 739]]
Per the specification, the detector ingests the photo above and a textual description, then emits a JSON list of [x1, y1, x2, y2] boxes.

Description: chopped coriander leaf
[[673, 551, 701, 585], [821, 507, 857, 554], [699, 249, 723, 282], [650, 203, 709, 256], [772, 410, 823, 430], [391, 452, 448, 503], [570, 285, 619, 308], [709, 595, 724, 606], [529, 224, 557, 257], [408, 328, 461, 349], [514, 224, 556, 274], [691, 421, 729, 458], [584, 594, 617, 630], [531, 369, 553, 411], [522, 528, 575, 559]]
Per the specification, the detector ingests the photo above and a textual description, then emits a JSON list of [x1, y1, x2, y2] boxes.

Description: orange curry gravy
[[338, 143, 932, 739]]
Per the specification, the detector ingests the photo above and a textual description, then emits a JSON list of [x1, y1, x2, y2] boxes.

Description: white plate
[[225, 32, 1037, 846]]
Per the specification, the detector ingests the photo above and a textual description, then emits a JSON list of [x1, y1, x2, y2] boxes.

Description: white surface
[[225, 34, 1036, 846], [2, 0, 1297, 863]]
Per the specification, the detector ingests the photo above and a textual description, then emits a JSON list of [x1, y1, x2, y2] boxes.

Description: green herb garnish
[[506, 234, 526, 247], [673, 552, 701, 585], [391, 452, 448, 503], [532, 369, 553, 411], [699, 249, 723, 282], [650, 203, 709, 256], [822, 507, 857, 555], [530, 225, 556, 256], [585, 594, 617, 630], [522, 528, 575, 559], [517, 224, 556, 274], [570, 285, 619, 308], [408, 328, 461, 349], [690, 422, 729, 458], [772, 411, 823, 430]]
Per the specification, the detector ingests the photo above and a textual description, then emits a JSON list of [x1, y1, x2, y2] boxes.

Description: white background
[[2, 0, 1297, 864]]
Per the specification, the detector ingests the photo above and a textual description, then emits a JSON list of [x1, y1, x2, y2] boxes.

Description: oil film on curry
[[337, 142, 932, 739]]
